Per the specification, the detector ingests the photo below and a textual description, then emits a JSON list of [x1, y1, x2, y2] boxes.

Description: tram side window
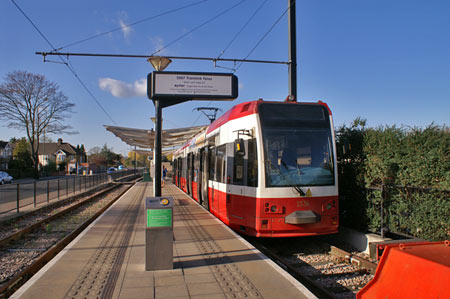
[[247, 139, 258, 187], [194, 153, 200, 182], [209, 147, 216, 181], [233, 140, 244, 185], [181, 157, 186, 178], [216, 145, 226, 183]]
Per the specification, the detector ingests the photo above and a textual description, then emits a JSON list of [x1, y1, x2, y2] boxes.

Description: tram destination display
[[148, 71, 238, 101]]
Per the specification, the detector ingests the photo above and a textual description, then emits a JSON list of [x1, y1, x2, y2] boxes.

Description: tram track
[[0, 183, 120, 246], [247, 236, 376, 299], [0, 177, 140, 298]]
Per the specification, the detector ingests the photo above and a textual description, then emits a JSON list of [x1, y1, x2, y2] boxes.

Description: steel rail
[[0, 184, 119, 247], [328, 245, 378, 272], [248, 238, 336, 299]]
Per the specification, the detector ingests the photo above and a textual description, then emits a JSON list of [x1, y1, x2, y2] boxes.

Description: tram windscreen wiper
[[293, 185, 306, 196]]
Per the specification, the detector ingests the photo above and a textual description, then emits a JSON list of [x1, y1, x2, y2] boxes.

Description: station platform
[[12, 182, 316, 299]]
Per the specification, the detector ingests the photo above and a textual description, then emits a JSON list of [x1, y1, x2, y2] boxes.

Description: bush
[[43, 160, 57, 175], [337, 121, 449, 240], [57, 161, 67, 172]]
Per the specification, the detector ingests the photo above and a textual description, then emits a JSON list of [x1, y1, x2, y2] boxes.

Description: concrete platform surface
[[12, 182, 316, 299]]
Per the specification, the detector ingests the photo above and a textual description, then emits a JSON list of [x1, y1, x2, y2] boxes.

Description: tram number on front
[[296, 200, 309, 207]]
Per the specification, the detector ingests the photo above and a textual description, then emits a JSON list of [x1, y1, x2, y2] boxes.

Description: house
[[38, 138, 86, 173], [0, 140, 14, 170]]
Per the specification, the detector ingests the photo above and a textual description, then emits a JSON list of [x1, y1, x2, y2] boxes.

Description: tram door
[[187, 153, 192, 195], [200, 147, 210, 210], [190, 154, 195, 196], [178, 158, 181, 187], [197, 149, 203, 205], [172, 161, 176, 184]]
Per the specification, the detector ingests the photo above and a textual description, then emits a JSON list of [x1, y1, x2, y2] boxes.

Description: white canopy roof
[[104, 125, 208, 150]]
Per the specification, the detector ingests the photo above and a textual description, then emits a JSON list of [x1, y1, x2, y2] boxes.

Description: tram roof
[[104, 124, 208, 150]]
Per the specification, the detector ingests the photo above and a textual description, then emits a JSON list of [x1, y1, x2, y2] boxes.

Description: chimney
[[57, 138, 63, 145]]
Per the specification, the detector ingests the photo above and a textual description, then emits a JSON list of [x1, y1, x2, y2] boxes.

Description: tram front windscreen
[[259, 103, 335, 187]]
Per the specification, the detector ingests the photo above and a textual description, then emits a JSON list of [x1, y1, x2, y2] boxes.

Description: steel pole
[[288, 0, 297, 100], [34, 181, 37, 207], [154, 99, 162, 196], [16, 184, 20, 213]]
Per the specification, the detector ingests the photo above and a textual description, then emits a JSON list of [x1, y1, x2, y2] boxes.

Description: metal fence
[[366, 184, 450, 240], [0, 169, 136, 215]]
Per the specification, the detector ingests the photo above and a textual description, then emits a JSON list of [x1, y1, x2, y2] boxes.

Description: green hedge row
[[6, 168, 35, 180], [336, 120, 450, 240]]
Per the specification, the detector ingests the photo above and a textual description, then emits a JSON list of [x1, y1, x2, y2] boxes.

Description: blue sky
[[1, 0, 449, 155]]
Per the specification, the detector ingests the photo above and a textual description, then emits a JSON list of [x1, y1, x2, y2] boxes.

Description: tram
[[172, 98, 339, 237]]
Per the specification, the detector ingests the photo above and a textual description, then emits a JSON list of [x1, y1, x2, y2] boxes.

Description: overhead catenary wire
[[55, 0, 208, 52], [11, 0, 117, 125], [235, 2, 292, 72], [217, 0, 269, 59], [151, 0, 248, 56]]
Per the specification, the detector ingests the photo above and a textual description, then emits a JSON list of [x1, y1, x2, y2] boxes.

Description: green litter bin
[[143, 171, 151, 182]]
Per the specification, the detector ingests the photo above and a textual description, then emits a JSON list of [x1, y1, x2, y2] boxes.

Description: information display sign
[[147, 209, 172, 227], [148, 71, 238, 101]]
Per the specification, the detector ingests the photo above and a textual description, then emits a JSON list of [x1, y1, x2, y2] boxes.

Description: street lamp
[[147, 57, 172, 196], [147, 56, 172, 72]]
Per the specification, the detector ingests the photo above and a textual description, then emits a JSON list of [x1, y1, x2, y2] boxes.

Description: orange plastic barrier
[[357, 240, 450, 299]]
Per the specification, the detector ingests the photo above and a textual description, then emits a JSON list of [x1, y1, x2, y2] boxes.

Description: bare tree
[[0, 71, 76, 178]]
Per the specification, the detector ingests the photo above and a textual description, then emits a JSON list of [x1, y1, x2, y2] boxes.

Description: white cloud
[[118, 11, 133, 39], [99, 78, 146, 98], [119, 19, 132, 38]]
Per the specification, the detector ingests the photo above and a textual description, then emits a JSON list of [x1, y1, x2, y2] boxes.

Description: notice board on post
[[147, 71, 238, 107]]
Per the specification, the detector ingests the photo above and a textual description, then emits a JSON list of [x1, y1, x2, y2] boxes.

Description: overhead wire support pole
[[288, 0, 298, 100], [35, 52, 289, 66]]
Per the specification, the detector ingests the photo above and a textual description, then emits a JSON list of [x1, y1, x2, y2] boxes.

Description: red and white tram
[[172, 99, 338, 237]]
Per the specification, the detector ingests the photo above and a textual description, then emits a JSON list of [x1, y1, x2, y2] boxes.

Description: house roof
[[38, 141, 78, 156], [0, 141, 8, 149]]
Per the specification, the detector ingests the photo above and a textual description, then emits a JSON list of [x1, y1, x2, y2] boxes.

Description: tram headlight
[[264, 202, 283, 214], [322, 199, 337, 215]]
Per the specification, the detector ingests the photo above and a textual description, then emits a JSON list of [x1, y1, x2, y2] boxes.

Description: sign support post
[[154, 99, 162, 197]]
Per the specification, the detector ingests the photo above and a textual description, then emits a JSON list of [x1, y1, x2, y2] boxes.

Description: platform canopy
[[132, 148, 175, 157], [104, 125, 208, 150]]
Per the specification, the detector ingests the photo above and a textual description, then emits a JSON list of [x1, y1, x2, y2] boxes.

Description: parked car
[[107, 167, 117, 174], [0, 171, 13, 184]]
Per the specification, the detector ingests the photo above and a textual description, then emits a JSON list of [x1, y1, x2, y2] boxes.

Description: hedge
[[336, 121, 449, 241]]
